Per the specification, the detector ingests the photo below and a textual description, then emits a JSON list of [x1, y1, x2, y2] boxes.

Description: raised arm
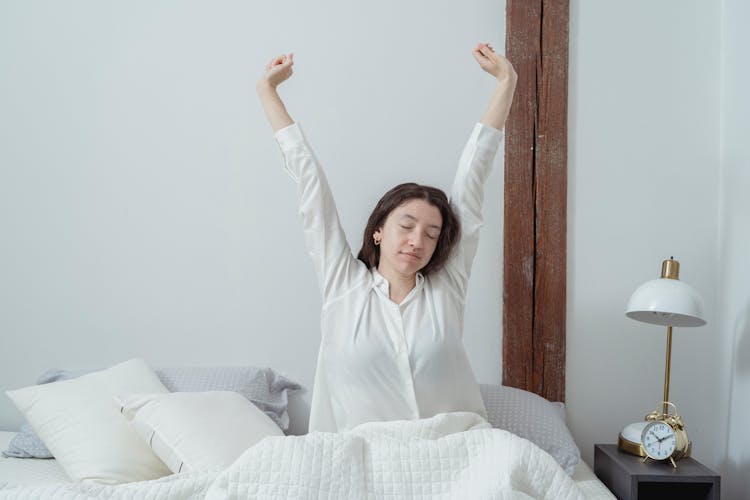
[[473, 43, 517, 130], [443, 44, 517, 297], [257, 53, 295, 132], [257, 53, 366, 302]]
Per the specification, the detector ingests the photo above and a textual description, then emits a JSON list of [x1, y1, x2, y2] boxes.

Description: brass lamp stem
[[663, 325, 673, 415]]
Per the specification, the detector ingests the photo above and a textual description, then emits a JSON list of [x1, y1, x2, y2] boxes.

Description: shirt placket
[[387, 300, 419, 419]]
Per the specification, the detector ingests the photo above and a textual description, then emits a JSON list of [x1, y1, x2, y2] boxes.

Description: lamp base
[[618, 421, 647, 457]]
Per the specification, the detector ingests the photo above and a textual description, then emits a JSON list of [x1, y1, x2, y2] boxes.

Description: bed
[[0, 361, 614, 499], [0, 1, 606, 495], [0, 428, 614, 498]]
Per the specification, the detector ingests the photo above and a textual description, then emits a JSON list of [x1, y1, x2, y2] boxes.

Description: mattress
[[0, 431, 615, 498], [572, 458, 617, 499]]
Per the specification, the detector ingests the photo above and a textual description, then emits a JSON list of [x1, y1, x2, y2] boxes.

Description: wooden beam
[[503, 0, 568, 402], [502, 0, 539, 398]]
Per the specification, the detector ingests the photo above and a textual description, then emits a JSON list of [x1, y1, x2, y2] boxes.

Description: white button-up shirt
[[274, 122, 503, 432]]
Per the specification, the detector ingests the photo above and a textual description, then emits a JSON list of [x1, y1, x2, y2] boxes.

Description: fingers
[[265, 53, 294, 71], [479, 45, 496, 57], [472, 42, 497, 64], [472, 51, 488, 65], [265, 56, 281, 71], [472, 42, 516, 82], [475, 42, 495, 53]]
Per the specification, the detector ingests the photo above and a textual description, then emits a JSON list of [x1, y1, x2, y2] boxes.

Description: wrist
[[495, 73, 517, 86], [256, 79, 278, 95]]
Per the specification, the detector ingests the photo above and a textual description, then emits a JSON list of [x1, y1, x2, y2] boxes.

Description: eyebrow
[[400, 214, 442, 230]]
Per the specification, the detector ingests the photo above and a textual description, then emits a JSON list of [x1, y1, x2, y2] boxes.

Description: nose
[[409, 231, 424, 249]]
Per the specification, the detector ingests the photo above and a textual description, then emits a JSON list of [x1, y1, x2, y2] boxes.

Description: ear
[[373, 227, 383, 246]]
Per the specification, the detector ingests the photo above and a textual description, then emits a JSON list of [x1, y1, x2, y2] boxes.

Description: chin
[[389, 254, 428, 276], [407, 263, 428, 275]]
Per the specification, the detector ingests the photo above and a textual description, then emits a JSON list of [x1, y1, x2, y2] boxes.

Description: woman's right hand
[[258, 53, 294, 92]]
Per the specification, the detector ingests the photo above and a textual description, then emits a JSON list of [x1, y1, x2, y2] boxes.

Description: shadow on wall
[[720, 300, 750, 499], [735, 302, 750, 375]]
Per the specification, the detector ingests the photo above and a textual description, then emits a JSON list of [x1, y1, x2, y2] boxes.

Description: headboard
[[501, 0, 569, 403]]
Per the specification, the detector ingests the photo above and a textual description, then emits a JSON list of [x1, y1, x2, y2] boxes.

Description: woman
[[257, 43, 517, 432]]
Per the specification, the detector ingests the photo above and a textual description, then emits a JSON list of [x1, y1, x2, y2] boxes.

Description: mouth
[[400, 252, 421, 261]]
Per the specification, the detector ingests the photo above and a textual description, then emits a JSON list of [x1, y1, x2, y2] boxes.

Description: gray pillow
[[479, 383, 580, 475], [3, 365, 301, 459]]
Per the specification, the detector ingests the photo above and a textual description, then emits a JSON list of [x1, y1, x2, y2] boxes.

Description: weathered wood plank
[[502, 0, 540, 397], [503, 0, 568, 402]]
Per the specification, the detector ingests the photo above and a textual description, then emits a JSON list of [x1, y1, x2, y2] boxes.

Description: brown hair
[[357, 183, 460, 276]]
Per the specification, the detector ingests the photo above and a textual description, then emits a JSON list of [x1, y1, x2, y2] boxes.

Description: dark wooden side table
[[594, 444, 720, 500]]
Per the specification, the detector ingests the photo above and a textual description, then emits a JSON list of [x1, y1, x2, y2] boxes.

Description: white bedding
[[0, 432, 68, 485], [0, 415, 615, 499]]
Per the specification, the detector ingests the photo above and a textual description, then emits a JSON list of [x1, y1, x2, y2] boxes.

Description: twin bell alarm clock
[[618, 401, 691, 468]]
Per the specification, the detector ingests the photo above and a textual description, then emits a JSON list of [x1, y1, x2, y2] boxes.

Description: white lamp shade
[[626, 278, 706, 327]]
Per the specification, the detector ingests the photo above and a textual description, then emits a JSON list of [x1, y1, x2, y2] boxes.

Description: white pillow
[[115, 391, 284, 473], [5, 358, 171, 484], [479, 384, 580, 475]]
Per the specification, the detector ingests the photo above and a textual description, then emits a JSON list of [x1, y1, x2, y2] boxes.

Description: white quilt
[[0, 412, 584, 500]]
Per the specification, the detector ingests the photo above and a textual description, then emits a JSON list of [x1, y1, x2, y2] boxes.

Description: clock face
[[641, 421, 676, 460]]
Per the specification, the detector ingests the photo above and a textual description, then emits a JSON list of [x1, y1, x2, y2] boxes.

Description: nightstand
[[594, 444, 720, 500]]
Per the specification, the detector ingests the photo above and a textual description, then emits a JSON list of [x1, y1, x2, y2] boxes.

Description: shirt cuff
[[471, 122, 505, 150], [274, 122, 306, 151]]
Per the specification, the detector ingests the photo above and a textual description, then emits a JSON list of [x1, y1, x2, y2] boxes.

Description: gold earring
[[373, 236, 381, 246]]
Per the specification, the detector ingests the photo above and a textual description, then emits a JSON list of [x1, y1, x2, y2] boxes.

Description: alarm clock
[[642, 420, 677, 462], [618, 401, 691, 468]]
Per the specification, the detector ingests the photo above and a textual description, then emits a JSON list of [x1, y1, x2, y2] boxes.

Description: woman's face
[[374, 198, 443, 278]]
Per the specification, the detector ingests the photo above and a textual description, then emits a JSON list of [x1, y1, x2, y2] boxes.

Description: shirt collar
[[371, 269, 425, 303]]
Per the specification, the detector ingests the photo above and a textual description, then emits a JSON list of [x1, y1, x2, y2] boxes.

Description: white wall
[[718, 0, 750, 497], [567, 0, 723, 470], [568, 4, 749, 495], [0, 0, 507, 433]]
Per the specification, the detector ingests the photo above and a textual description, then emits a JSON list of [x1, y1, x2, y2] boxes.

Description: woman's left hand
[[474, 43, 517, 130], [472, 43, 517, 84]]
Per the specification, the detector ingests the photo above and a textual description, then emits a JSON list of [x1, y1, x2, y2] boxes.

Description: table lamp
[[617, 257, 706, 460]]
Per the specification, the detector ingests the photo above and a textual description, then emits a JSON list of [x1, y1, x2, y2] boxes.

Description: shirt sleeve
[[274, 123, 367, 302], [442, 122, 504, 297]]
